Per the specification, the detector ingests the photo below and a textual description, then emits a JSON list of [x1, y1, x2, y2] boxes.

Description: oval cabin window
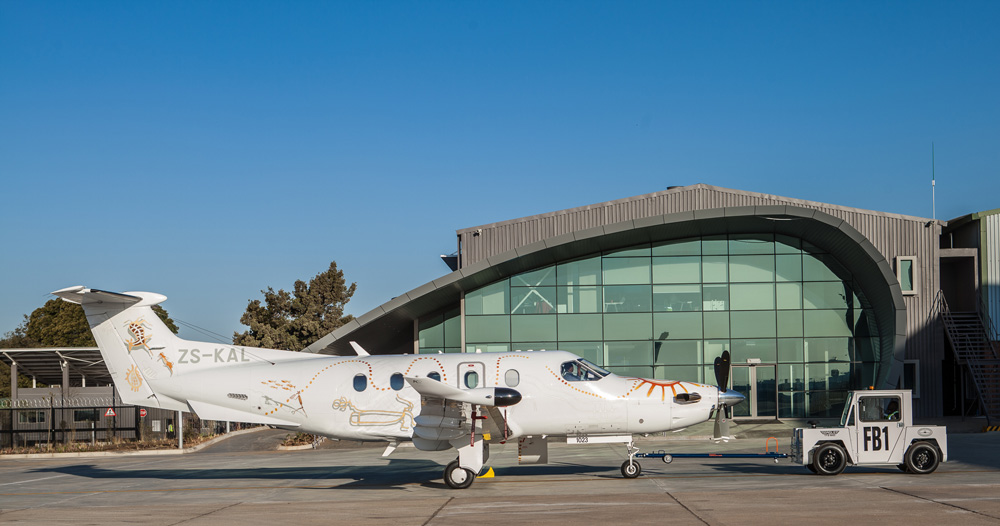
[[353, 374, 367, 392], [504, 369, 519, 387], [428, 371, 441, 381], [464, 371, 479, 389], [390, 373, 404, 391]]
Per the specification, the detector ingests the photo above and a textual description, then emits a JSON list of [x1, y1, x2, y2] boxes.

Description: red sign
[[105, 407, 117, 417], [139, 409, 147, 418]]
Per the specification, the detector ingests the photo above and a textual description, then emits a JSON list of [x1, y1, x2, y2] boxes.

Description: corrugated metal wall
[[457, 184, 943, 416], [985, 213, 1000, 331]]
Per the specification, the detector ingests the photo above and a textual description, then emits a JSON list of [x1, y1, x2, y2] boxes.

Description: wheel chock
[[477, 467, 495, 478]]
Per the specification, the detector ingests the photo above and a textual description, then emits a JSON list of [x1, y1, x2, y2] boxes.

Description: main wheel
[[812, 443, 847, 476], [443, 460, 476, 489], [904, 442, 940, 474], [621, 460, 642, 478]]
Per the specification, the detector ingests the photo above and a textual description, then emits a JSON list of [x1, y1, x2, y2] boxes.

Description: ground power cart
[[791, 389, 947, 475]]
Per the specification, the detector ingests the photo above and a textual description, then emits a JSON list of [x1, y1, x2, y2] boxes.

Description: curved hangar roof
[[307, 204, 906, 388]]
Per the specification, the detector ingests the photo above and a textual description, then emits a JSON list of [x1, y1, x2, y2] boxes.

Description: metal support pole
[[177, 411, 183, 449], [9, 362, 17, 402]]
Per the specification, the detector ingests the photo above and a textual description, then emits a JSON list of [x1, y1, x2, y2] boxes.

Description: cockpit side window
[[561, 360, 608, 382]]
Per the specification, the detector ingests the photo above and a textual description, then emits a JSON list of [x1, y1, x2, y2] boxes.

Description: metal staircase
[[935, 291, 1000, 424]]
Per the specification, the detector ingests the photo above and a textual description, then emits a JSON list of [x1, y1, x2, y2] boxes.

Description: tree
[[233, 261, 357, 351]]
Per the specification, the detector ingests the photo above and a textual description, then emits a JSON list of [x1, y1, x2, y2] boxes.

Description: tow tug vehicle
[[791, 389, 947, 475]]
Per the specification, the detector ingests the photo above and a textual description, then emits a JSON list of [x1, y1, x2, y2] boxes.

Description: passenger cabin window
[[859, 396, 901, 422], [428, 371, 441, 382], [464, 371, 479, 388], [505, 369, 519, 387], [390, 373, 404, 391], [353, 374, 367, 392]]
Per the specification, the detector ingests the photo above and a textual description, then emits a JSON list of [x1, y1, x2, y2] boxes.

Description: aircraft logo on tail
[[124, 364, 143, 392], [124, 318, 153, 355]]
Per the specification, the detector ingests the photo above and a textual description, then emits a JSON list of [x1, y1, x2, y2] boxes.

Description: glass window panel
[[731, 311, 777, 338], [510, 286, 557, 314], [776, 283, 802, 310], [804, 337, 852, 363], [777, 338, 804, 362], [654, 340, 702, 365], [702, 235, 729, 255], [654, 365, 702, 383], [731, 339, 776, 363], [557, 313, 603, 341], [558, 285, 601, 313], [511, 342, 556, 352], [512, 266, 556, 287], [603, 257, 651, 285], [605, 245, 651, 257], [803, 282, 851, 309], [418, 314, 445, 348], [607, 366, 653, 378], [855, 337, 879, 363], [703, 284, 729, 310], [466, 343, 510, 353], [778, 364, 805, 392], [702, 255, 729, 283], [653, 312, 703, 340], [777, 311, 804, 337], [653, 284, 702, 312], [778, 392, 806, 418], [704, 340, 731, 364], [775, 254, 802, 282], [465, 315, 510, 343], [806, 391, 849, 418], [603, 313, 652, 340], [730, 283, 775, 310], [652, 256, 702, 283], [466, 280, 509, 315], [703, 312, 730, 338], [603, 285, 651, 312], [756, 366, 777, 417], [443, 347, 462, 354], [775, 235, 802, 254], [730, 234, 774, 254], [605, 341, 653, 366], [802, 254, 841, 281], [443, 308, 461, 348], [899, 259, 915, 292], [803, 310, 853, 337], [652, 238, 701, 256], [511, 315, 557, 342], [558, 341, 604, 366], [557, 256, 602, 286], [729, 255, 775, 282]]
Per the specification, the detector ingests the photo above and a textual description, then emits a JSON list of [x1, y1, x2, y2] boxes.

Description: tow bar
[[636, 437, 789, 464]]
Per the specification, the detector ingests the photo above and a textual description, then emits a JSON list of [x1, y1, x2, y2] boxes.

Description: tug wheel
[[812, 443, 847, 476], [620, 460, 642, 478], [904, 442, 940, 475]]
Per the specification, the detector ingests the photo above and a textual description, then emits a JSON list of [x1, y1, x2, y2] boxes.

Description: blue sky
[[2, 1, 998, 342]]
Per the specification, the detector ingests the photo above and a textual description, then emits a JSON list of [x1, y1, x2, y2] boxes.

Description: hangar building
[[307, 184, 999, 421]]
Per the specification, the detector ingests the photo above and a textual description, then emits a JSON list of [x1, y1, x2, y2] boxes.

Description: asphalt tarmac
[[2, 429, 1000, 525]]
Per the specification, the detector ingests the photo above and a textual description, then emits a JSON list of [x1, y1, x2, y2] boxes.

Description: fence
[[0, 397, 178, 448]]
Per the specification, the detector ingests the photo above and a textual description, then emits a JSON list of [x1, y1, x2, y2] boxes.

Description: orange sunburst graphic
[[630, 378, 689, 401], [124, 364, 143, 392]]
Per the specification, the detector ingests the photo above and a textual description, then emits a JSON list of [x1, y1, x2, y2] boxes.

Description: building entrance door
[[731, 364, 777, 419]]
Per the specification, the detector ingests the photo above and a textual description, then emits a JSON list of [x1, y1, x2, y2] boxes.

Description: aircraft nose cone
[[719, 389, 745, 407]]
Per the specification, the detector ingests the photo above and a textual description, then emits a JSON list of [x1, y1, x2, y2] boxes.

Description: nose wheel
[[621, 441, 642, 478]]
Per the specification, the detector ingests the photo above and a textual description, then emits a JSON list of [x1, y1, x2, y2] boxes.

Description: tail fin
[[53, 286, 187, 410]]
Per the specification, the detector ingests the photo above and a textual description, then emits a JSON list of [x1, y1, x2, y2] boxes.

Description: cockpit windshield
[[560, 359, 611, 382]]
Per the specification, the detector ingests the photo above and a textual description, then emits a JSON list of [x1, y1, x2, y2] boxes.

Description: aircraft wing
[[404, 377, 522, 451]]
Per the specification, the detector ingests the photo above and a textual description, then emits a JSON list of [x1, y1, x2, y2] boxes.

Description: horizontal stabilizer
[[187, 400, 300, 427]]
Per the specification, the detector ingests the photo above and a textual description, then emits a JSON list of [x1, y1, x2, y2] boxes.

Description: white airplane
[[53, 286, 745, 489]]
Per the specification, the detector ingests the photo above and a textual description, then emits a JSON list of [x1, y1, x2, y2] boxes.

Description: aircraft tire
[[812, 443, 847, 476], [904, 442, 940, 475], [444, 460, 476, 489], [620, 460, 642, 479]]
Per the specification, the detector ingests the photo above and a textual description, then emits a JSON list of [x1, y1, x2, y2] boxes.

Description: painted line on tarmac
[[1, 467, 998, 497], [0, 474, 67, 486], [881, 486, 1000, 521]]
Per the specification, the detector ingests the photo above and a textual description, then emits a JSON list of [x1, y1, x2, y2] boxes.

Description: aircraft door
[[458, 362, 486, 389]]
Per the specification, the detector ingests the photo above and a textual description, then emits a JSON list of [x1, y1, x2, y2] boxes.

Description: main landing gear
[[443, 460, 476, 489]]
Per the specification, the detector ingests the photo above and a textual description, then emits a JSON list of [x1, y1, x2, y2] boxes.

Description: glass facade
[[420, 234, 882, 419]]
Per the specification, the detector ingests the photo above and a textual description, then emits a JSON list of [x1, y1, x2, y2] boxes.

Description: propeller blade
[[713, 350, 731, 391]]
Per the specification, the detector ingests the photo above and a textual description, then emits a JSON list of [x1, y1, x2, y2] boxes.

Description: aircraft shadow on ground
[[32, 458, 450, 489]]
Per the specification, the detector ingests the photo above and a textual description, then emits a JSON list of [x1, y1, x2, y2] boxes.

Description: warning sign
[[105, 407, 117, 417], [139, 408, 147, 417]]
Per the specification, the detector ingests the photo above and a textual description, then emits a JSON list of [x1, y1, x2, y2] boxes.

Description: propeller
[[713, 350, 733, 441]]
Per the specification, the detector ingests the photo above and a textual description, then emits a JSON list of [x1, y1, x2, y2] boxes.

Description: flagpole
[[932, 143, 936, 221]]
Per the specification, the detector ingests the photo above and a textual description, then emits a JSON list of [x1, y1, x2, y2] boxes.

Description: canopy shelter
[[1, 348, 108, 399]]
